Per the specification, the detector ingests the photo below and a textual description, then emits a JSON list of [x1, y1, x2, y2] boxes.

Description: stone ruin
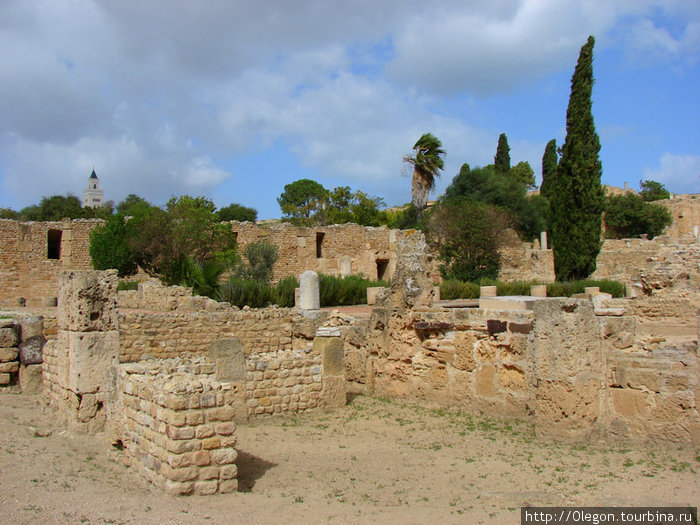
[[0, 228, 698, 496]]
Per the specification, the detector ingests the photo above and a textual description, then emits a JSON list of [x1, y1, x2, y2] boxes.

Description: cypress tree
[[550, 36, 604, 281], [494, 133, 511, 175], [540, 139, 557, 200]]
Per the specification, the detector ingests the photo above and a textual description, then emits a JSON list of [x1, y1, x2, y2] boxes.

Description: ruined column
[[299, 270, 320, 311], [540, 231, 548, 250], [18, 316, 45, 393], [52, 270, 119, 433]]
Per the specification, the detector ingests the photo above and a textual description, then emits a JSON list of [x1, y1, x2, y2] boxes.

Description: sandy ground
[[0, 392, 697, 525]]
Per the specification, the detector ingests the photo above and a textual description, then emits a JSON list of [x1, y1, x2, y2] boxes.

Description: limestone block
[[20, 316, 44, 339], [66, 330, 119, 394], [320, 375, 347, 408], [0, 347, 18, 362], [339, 256, 352, 277], [498, 364, 526, 391], [19, 336, 45, 365], [299, 270, 320, 310], [314, 337, 344, 375], [611, 388, 649, 418], [58, 270, 118, 332], [0, 327, 18, 348], [480, 286, 497, 298], [208, 339, 246, 382], [454, 332, 476, 372], [475, 364, 497, 397], [0, 361, 19, 373], [0, 373, 10, 385], [531, 285, 547, 297], [366, 286, 386, 306]]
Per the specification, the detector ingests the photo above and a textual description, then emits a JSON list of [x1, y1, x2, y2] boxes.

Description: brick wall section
[[230, 221, 398, 282], [0, 319, 19, 386], [0, 219, 102, 306], [118, 308, 323, 362], [117, 358, 240, 495], [246, 349, 322, 415]]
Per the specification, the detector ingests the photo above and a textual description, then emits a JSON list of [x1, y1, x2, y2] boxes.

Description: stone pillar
[[54, 270, 119, 433], [313, 327, 346, 408], [530, 285, 547, 297], [694, 225, 699, 242], [299, 270, 320, 311], [540, 231, 548, 251], [480, 286, 497, 298]]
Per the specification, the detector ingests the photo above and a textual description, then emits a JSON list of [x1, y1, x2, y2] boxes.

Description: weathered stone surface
[[57, 270, 118, 332], [19, 336, 45, 365], [475, 364, 497, 397], [320, 375, 347, 408], [0, 347, 18, 362], [66, 330, 119, 394], [0, 361, 19, 373], [0, 327, 18, 347], [454, 332, 476, 372], [314, 336, 345, 376], [20, 316, 44, 340], [207, 339, 246, 382]]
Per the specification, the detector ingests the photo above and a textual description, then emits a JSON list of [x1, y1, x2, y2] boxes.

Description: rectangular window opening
[[316, 232, 325, 259], [376, 258, 389, 281], [47, 229, 62, 260]]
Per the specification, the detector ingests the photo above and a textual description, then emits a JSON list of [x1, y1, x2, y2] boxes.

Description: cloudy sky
[[1, 0, 698, 219]]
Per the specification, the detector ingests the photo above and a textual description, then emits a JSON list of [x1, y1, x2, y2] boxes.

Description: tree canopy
[[217, 203, 258, 222], [604, 194, 671, 239], [277, 178, 328, 225], [639, 180, 670, 202], [494, 133, 511, 175]]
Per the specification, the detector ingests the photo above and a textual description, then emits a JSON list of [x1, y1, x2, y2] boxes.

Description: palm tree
[[403, 133, 445, 213]]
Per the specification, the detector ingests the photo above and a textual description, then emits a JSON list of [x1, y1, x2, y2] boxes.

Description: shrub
[[319, 274, 388, 307], [220, 278, 275, 308], [274, 276, 299, 307], [604, 194, 672, 239], [439, 279, 625, 299], [117, 280, 139, 291]]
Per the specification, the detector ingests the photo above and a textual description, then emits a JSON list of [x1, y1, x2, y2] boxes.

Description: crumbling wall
[[0, 219, 102, 307], [230, 221, 398, 283]]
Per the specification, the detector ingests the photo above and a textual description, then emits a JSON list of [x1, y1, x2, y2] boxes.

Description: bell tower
[[82, 169, 104, 208]]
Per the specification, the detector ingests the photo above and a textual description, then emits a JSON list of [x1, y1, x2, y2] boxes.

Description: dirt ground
[[0, 392, 697, 525]]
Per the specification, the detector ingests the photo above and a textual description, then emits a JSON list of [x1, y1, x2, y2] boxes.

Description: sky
[[0, 0, 698, 220]]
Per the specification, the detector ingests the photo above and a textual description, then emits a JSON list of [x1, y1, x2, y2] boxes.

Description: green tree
[[89, 214, 138, 277], [444, 163, 546, 240], [277, 179, 328, 225], [511, 161, 535, 189], [20, 194, 85, 221], [238, 240, 278, 282], [403, 133, 445, 213], [639, 180, 670, 202], [540, 139, 558, 200], [325, 187, 385, 226], [217, 203, 258, 222], [494, 133, 511, 175], [0, 207, 19, 219], [116, 194, 151, 216], [426, 199, 510, 281], [550, 36, 604, 281], [604, 194, 672, 239]]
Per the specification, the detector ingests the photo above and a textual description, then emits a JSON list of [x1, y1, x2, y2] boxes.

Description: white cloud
[[643, 153, 700, 194]]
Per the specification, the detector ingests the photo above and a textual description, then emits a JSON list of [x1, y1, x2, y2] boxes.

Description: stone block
[[66, 330, 119, 394], [219, 479, 238, 494], [19, 336, 45, 365], [313, 336, 344, 375], [321, 375, 347, 408], [58, 270, 118, 332], [0, 347, 18, 362], [498, 364, 525, 391], [194, 480, 219, 495], [480, 286, 497, 298], [210, 448, 238, 465], [20, 316, 44, 340], [454, 332, 476, 372], [611, 388, 649, 418], [530, 285, 547, 297], [208, 338, 246, 382], [0, 327, 18, 348], [366, 286, 386, 306], [0, 361, 19, 373], [19, 364, 43, 393], [475, 364, 497, 397], [0, 373, 10, 385], [480, 296, 542, 311]]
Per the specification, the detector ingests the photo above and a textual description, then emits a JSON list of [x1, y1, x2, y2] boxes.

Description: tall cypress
[[550, 36, 603, 281], [494, 133, 511, 175], [540, 139, 557, 200]]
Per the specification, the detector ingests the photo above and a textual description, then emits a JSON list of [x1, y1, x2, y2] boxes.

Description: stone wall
[[657, 196, 700, 239], [117, 357, 240, 495], [0, 219, 102, 307], [230, 221, 398, 283]]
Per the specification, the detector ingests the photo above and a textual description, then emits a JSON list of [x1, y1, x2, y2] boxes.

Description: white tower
[[82, 169, 104, 208]]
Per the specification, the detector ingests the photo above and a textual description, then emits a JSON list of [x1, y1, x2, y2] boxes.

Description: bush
[[117, 281, 139, 291], [90, 214, 138, 277], [604, 194, 672, 239], [439, 279, 625, 299], [220, 278, 275, 308], [319, 274, 388, 307], [274, 276, 298, 307]]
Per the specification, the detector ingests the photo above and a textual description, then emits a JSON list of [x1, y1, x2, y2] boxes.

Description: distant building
[[82, 169, 104, 208]]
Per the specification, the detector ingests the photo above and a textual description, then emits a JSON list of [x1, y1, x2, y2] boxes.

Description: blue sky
[[1, 0, 698, 219]]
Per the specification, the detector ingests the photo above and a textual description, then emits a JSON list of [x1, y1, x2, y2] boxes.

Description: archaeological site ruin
[[0, 194, 698, 496]]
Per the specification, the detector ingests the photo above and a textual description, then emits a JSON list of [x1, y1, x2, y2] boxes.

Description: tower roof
[[90, 169, 98, 179]]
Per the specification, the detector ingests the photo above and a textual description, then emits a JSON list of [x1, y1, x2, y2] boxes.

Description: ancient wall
[[657, 196, 700, 239], [0, 219, 102, 307], [497, 229, 555, 283], [117, 357, 240, 495], [230, 221, 398, 282]]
